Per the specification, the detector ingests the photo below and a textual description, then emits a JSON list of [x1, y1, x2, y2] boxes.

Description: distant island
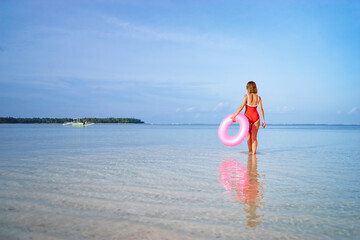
[[0, 117, 144, 124]]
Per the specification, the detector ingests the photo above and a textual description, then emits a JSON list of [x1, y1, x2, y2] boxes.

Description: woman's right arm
[[231, 95, 247, 122]]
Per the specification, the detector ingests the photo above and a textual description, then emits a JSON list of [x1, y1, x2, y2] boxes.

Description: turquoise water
[[0, 124, 359, 239]]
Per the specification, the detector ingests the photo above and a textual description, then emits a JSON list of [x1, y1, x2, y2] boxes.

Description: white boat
[[63, 119, 94, 127]]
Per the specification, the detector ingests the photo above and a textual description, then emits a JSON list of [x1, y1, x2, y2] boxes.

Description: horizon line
[[0, 117, 359, 126]]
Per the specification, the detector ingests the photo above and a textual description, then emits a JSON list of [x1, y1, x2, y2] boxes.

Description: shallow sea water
[[0, 124, 359, 239]]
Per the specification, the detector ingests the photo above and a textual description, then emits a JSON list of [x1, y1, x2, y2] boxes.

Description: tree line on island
[[0, 117, 144, 124]]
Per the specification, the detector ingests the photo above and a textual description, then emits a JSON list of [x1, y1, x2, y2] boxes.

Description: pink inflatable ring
[[218, 113, 249, 147]]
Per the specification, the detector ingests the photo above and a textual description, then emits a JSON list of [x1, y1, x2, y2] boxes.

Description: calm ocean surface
[[0, 124, 359, 240]]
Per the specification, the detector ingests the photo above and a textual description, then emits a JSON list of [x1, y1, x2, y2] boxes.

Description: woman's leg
[[247, 125, 252, 153], [251, 120, 260, 154]]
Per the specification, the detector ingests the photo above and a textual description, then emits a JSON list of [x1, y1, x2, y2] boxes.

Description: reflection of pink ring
[[218, 113, 249, 147]]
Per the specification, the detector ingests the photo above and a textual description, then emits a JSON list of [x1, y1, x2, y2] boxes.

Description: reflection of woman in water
[[218, 154, 264, 227], [242, 154, 264, 227], [231, 81, 265, 154]]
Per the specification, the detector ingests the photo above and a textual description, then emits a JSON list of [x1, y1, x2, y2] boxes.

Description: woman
[[231, 81, 265, 154]]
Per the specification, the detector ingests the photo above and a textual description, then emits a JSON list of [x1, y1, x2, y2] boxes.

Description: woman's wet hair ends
[[246, 81, 257, 94]]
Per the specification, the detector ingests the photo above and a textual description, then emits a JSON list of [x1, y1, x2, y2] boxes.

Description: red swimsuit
[[244, 94, 260, 124]]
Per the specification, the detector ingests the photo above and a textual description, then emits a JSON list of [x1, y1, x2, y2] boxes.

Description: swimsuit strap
[[247, 94, 259, 106]]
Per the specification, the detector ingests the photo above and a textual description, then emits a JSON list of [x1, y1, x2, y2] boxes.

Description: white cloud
[[348, 106, 360, 114], [186, 107, 196, 112], [213, 102, 229, 111], [102, 15, 239, 49]]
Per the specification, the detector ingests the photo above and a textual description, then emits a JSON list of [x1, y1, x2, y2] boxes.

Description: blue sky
[[0, 0, 359, 124]]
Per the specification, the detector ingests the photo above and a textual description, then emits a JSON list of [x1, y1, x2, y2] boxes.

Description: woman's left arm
[[258, 97, 266, 128]]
